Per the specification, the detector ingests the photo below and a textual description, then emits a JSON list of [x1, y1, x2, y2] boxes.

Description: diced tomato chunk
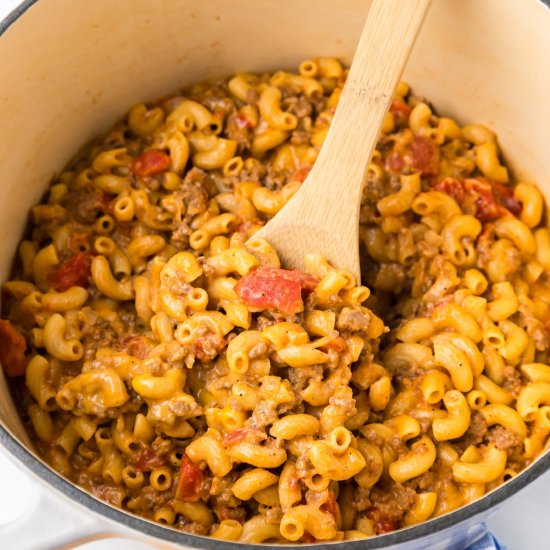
[[234, 112, 255, 129], [433, 178, 466, 203], [434, 177, 522, 222], [223, 428, 248, 446], [321, 491, 338, 520], [390, 98, 411, 125], [375, 518, 398, 534], [223, 428, 267, 447], [176, 455, 204, 501], [235, 267, 317, 315], [0, 320, 27, 377], [49, 252, 93, 292], [215, 503, 247, 523], [130, 149, 171, 177], [469, 180, 500, 221], [384, 131, 439, 177], [366, 507, 398, 534], [294, 166, 312, 183], [301, 532, 317, 544], [136, 449, 167, 473], [411, 136, 440, 176], [492, 181, 522, 216], [435, 177, 501, 221]]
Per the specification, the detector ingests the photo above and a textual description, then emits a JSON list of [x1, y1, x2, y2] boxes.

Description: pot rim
[[7, 426, 550, 549], [1, 0, 550, 547]]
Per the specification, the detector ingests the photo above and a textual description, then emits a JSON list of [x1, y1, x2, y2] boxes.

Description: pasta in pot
[[1, 57, 550, 542]]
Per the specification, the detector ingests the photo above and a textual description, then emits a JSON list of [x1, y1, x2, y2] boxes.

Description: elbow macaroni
[[2, 60, 550, 543]]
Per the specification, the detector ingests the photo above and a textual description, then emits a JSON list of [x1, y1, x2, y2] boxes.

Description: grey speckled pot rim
[[1, 0, 550, 547]]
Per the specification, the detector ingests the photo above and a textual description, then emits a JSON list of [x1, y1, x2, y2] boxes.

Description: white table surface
[[1, 1, 549, 548]]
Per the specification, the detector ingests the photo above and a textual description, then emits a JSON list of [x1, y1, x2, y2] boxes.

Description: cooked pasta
[[1, 58, 549, 542]]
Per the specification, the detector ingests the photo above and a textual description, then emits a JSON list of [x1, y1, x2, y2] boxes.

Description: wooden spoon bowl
[[253, 0, 432, 280]]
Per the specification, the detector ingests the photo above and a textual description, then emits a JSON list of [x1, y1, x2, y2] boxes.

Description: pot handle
[[0, 447, 181, 550]]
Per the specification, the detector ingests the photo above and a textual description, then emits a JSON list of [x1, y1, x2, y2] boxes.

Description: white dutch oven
[[1, 0, 550, 548]]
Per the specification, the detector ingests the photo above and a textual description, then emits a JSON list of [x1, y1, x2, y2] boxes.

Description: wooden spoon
[[252, 0, 432, 280]]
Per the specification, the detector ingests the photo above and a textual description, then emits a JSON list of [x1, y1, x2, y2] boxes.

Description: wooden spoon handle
[[254, 0, 431, 277], [308, 0, 432, 204]]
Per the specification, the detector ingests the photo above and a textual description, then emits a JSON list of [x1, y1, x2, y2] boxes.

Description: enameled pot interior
[[1, 0, 550, 547]]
